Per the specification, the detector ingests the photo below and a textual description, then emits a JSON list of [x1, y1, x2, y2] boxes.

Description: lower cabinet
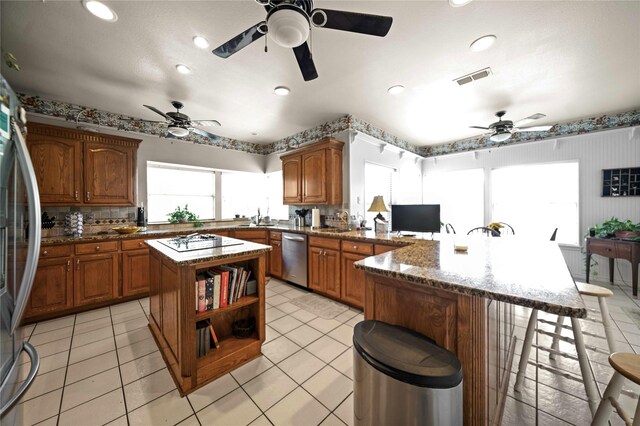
[[341, 252, 367, 308], [74, 253, 119, 306], [25, 257, 74, 317], [308, 245, 340, 298], [122, 249, 150, 297], [269, 239, 282, 278]]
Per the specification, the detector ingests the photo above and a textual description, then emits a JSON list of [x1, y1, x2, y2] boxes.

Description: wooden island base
[[364, 273, 517, 426], [147, 241, 268, 396]]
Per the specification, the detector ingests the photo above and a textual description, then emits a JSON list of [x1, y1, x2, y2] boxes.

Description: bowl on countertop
[[112, 226, 141, 234]]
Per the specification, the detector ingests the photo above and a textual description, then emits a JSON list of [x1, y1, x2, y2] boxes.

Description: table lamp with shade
[[368, 196, 389, 232]]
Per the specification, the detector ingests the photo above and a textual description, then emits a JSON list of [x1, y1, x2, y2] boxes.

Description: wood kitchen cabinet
[[269, 232, 282, 278], [27, 123, 141, 206], [280, 137, 343, 205], [308, 237, 341, 298], [25, 256, 74, 318], [74, 253, 119, 306], [121, 238, 150, 297], [340, 241, 373, 308]]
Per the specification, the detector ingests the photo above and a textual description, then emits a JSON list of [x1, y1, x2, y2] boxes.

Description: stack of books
[[195, 264, 255, 314], [195, 320, 220, 358]]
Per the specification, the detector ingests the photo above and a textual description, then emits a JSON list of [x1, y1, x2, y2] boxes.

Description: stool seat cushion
[[609, 352, 640, 385], [575, 282, 613, 298]]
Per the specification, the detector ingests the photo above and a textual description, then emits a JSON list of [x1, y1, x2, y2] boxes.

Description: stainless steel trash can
[[353, 320, 463, 426]]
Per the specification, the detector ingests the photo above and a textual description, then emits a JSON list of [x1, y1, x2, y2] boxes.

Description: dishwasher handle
[[283, 235, 306, 242]]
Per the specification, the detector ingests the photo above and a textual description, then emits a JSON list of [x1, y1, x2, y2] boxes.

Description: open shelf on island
[[194, 296, 259, 322]]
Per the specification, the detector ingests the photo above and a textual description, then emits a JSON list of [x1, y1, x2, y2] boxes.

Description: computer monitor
[[390, 204, 441, 233]]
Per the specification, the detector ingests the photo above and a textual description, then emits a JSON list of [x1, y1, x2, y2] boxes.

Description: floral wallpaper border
[[16, 92, 639, 158], [420, 109, 640, 157]]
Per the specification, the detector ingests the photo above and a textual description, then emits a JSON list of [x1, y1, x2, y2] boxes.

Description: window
[[265, 171, 289, 220], [423, 169, 484, 234], [364, 162, 395, 225], [147, 161, 215, 223], [220, 172, 265, 220], [491, 162, 579, 245]]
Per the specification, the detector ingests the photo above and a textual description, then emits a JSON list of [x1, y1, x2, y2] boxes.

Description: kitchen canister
[[65, 212, 84, 237]]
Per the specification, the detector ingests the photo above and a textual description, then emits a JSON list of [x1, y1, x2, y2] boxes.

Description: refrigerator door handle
[[9, 121, 41, 335], [0, 342, 40, 416]]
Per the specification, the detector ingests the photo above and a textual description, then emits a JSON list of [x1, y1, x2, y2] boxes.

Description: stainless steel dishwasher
[[281, 233, 308, 287]]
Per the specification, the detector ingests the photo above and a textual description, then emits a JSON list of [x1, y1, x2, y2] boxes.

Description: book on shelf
[[196, 321, 210, 357], [195, 263, 254, 314], [196, 274, 207, 313], [205, 276, 214, 311]]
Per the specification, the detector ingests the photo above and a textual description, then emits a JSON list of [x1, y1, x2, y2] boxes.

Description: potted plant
[[592, 217, 640, 240], [167, 204, 202, 227]]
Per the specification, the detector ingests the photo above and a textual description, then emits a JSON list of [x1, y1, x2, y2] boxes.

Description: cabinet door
[[302, 150, 327, 203], [75, 253, 119, 306], [308, 247, 324, 291], [27, 135, 82, 205], [25, 257, 74, 317], [122, 249, 150, 297], [269, 240, 283, 278], [341, 252, 366, 308], [84, 142, 135, 205], [323, 248, 341, 298], [282, 156, 302, 204]]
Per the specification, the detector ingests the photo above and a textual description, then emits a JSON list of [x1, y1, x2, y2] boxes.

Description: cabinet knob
[[67, 260, 71, 271], [76, 259, 80, 270], [86, 192, 91, 201], [139, 242, 143, 246], [42, 250, 48, 256], [95, 246, 100, 251], [74, 190, 79, 200], [353, 245, 357, 249]]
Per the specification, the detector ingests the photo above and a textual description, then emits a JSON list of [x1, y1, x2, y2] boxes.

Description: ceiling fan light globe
[[490, 132, 511, 143], [267, 8, 310, 48], [168, 126, 189, 137]]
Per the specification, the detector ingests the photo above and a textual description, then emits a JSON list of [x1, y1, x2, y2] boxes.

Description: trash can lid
[[353, 320, 463, 388]]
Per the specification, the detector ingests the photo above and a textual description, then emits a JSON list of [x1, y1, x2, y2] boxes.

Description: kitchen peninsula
[[146, 235, 270, 395], [355, 238, 587, 426]]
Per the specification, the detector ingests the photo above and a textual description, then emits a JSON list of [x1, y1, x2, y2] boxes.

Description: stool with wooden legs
[[591, 353, 640, 425]]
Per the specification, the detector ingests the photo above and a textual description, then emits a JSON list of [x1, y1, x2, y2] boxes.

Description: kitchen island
[[146, 235, 270, 395], [355, 237, 587, 426]]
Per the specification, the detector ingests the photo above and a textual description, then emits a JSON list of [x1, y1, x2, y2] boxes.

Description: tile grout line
[[55, 313, 77, 426], [108, 305, 131, 426]]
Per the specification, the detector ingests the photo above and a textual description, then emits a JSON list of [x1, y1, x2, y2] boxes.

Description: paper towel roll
[[311, 208, 321, 228]]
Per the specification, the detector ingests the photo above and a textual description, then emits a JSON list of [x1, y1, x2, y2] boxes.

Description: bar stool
[[514, 281, 616, 416], [592, 352, 640, 425]]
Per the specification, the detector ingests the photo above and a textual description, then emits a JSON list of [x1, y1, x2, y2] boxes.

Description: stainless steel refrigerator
[[0, 74, 41, 422]]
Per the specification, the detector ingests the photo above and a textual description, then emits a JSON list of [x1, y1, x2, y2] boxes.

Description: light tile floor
[[15, 277, 640, 425]]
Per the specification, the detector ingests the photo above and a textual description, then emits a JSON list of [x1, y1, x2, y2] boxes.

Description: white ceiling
[[2, 0, 639, 146]]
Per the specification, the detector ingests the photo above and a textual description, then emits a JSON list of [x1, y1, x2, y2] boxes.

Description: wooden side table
[[586, 237, 640, 297]]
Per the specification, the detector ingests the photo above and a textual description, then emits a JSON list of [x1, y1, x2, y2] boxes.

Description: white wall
[[422, 127, 640, 283], [349, 132, 423, 218]]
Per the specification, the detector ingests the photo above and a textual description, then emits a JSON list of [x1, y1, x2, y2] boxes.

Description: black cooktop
[[158, 234, 243, 253]]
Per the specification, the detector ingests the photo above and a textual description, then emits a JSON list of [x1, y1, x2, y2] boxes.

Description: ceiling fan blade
[[191, 120, 221, 127], [120, 118, 166, 123], [514, 113, 546, 127], [143, 105, 172, 120], [190, 127, 220, 140], [292, 42, 318, 81], [517, 125, 553, 132], [470, 126, 490, 130], [212, 23, 265, 58], [312, 8, 393, 37]]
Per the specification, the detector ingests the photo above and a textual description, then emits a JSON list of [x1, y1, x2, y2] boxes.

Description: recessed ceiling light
[[193, 36, 209, 49], [82, 0, 118, 22], [387, 85, 405, 95], [470, 35, 497, 52], [175, 64, 192, 75], [274, 86, 290, 96], [449, 0, 472, 7]]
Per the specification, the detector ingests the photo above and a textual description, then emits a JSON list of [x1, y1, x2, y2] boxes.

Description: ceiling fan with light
[[470, 111, 554, 143], [129, 101, 221, 139], [211, 0, 393, 81]]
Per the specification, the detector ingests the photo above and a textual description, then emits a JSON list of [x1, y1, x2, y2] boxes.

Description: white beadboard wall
[[422, 127, 640, 284]]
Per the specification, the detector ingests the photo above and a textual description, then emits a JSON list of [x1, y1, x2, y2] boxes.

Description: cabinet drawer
[[269, 231, 282, 240], [309, 236, 341, 250], [122, 238, 149, 251], [589, 241, 632, 258], [341, 240, 374, 255], [234, 230, 267, 240], [75, 240, 119, 254], [374, 244, 400, 255], [40, 244, 72, 258]]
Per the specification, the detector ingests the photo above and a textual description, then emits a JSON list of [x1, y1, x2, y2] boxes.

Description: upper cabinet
[[280, 137, 343, 205], [27, 123, 141, 206]]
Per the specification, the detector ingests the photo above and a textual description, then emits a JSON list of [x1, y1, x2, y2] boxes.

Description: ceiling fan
[[211, 0, 393, 81], [129, 101, 221, 139], [470, 111, 554, 143]]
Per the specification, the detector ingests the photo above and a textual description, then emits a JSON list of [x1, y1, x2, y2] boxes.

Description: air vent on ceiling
[[454, 67, 492, 86]]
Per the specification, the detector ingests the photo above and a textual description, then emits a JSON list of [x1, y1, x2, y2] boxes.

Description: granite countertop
[[40, 224, 417, 246], [354, 237, 587, 318], [146, 237, 271, 266]]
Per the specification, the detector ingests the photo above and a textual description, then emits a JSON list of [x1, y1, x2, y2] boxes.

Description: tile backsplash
[[41, 206, 137, 237]]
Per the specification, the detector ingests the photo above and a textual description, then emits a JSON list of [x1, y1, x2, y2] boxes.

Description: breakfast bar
[[355, 237, 587, 426]]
